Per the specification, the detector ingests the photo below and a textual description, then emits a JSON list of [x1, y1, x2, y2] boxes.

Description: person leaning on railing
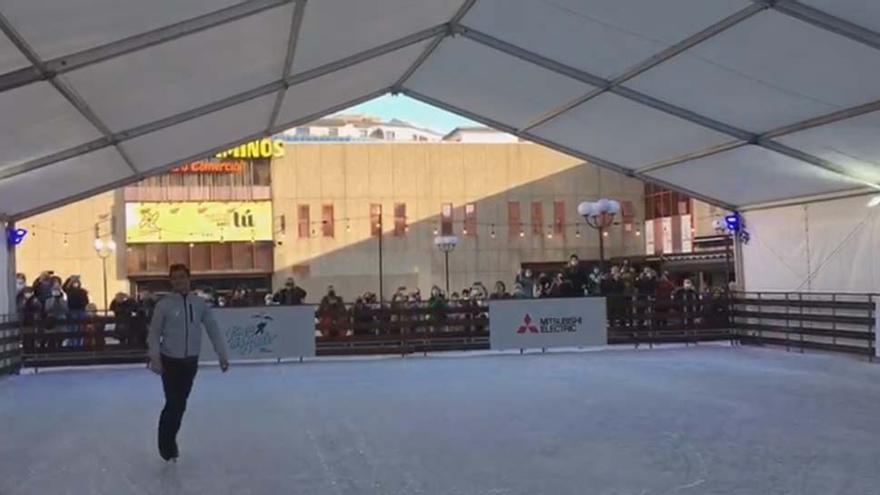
[[351, 296, 375, 336], [317, 286, 346, 338], [274, 277, 307, 306], [427, 286, 447, 332]]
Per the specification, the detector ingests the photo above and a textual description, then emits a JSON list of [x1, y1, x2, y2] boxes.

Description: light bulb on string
[[602, 230, 609, 237], [635, 230, 641, 237], [575, 229, 581, 238], [490, 225, 496, 238], [519, 230, 525, 238], [63, 233, 69, 247]]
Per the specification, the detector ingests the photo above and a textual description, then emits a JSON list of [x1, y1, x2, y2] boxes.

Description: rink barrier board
[[732, 291, 876, 360], [489, 297, 607, 351], [199, 306, 316, 362]]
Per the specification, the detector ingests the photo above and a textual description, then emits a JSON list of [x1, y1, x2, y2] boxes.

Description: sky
[[339, 94, 480, 134]]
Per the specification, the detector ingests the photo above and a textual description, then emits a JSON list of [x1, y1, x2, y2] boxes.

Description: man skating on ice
[[147, 264, 229, 462]]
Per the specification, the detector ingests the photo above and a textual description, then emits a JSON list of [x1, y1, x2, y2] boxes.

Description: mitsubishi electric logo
[[517, 313, 583, 334], [517, 314, 539, 334]]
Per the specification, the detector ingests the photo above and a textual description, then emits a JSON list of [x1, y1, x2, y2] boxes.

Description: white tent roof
[[1, 0, 880, 219]]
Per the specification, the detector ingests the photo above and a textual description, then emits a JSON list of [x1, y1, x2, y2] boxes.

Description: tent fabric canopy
[[1, 0, 879, 219]]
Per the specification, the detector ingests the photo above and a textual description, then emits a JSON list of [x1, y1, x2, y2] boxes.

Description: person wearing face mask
[[490, 281, 509, 300], [44, 284, 69, 349], [426, 286, 447, 331], [62, 276, 90, 348], [274, 277, 307, 305], [515, 269, 536, 299], [675, 278, 699, 327], [318, 285, 346, 337], [14, 273, 28, 314], [18, 286, 39, 353], [602, 268, 625, 327], [535, 273, 553, 298], [32, 271, 54, 304], [564, 255, 587, 296], [111, 292, 138, 347], [587, 267, 603, 296]]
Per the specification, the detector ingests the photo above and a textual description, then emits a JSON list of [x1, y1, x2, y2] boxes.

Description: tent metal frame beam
[[0, 0, 294, 93], [759, 99, 880, 139], [8, 88, 390, 221], [522, 2, 768, 132], [456, 25, 880, 191], [400, 87, 738, 212], [765, 0, 880, 52], [267, 0, 308, 132], [0, 24, 445, 181], [740, 186, 876, 212], [636, 142, 748, 174], [4, 0, 880, 215], [0, 10, 139, 175], [392, 0, 479, 91]]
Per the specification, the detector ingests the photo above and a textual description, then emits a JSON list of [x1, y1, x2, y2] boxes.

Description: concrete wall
[[13, 142, 647, 304], [14, 192, 128, 310], [742, 194, 880, 293], [271, 143, 645, 299], [692, 201, 729, 238]]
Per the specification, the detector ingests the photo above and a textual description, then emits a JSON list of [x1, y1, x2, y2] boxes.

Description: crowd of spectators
[[15, 271, 156, 351], [14, 256, 730, 345]]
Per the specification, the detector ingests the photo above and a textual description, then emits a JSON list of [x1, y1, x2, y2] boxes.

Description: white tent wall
[[742, 195, 880, 293], [0, 222, 13, 317]]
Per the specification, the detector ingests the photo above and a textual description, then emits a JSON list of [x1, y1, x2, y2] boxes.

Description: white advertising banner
[[200, 306, 315, 362], [490, 297, 607, 351], [681, 214, 693, 253], [644, 220, 655, 256]]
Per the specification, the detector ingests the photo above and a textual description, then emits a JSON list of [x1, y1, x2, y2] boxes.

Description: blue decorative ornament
[[6, 227, 27, 247], [724, 212, 742, 233]]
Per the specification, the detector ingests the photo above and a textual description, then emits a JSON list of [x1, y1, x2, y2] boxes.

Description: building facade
[[279, 114, 443, 143], [14, 140, 647, 307]]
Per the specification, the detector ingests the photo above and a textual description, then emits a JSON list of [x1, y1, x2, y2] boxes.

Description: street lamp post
[[433, 235, 459, 295], [93, 238, 117, 312], [577, 199, 620, 271]]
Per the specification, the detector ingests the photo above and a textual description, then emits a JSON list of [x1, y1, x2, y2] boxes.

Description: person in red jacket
[[653, 272, 675, 327]]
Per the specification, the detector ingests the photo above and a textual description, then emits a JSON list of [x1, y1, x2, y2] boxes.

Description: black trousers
[[158, 355, 198, 460]]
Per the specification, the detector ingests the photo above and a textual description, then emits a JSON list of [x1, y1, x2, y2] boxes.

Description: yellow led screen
[[125, 201, 273, 244]]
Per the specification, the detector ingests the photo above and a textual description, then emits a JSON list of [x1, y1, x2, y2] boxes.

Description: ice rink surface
[[2, 346, 880, 495]]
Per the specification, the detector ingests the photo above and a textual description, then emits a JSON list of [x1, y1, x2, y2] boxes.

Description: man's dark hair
[[169, 264, 191, 277]]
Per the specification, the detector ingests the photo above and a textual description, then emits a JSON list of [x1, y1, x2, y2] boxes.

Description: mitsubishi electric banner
[[200, 306, 315, 362], [489, 297, 607, 351]]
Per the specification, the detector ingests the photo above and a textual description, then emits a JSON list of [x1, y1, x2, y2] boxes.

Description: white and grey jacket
[[147, 292, 229, 362]]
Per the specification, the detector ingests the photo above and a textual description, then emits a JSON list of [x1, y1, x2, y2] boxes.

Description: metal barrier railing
[[0, 314, 22, 376], [7, 291, 877, 368], [14, 296, 735, 367], [731, 291, 876, 359]]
